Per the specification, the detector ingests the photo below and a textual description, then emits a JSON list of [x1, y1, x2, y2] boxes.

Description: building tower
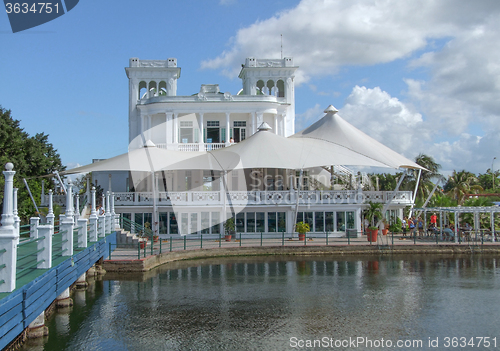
[[238, 57, 297, 136], [125, 58, 181, 149]]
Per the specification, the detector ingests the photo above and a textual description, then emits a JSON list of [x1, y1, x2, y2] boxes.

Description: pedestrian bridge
[[0, 162, 120, 350]]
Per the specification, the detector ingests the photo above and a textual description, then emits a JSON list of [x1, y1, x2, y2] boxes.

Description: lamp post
[[493, 157, 497, 191]]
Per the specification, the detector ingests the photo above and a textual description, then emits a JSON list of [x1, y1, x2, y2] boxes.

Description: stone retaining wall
[[103, 245, 500, 272]]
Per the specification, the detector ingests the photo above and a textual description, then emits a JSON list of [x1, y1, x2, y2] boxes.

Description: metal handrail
[[17, 236, 45, 247]]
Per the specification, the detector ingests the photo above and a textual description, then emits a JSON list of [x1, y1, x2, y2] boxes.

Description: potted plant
[[382, 219, 389, 236], [295, 221, 310, 241], [364, 202, 383, 242], [223, 217, 235, 241]]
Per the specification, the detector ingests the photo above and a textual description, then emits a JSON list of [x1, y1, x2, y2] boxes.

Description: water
[[22, 255, 500, 351]]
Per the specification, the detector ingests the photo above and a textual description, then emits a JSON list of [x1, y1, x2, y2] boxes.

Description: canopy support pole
[[415, 176, 445, 219], [292, 169, 303, 236], [409, 169, 422, 217], [54, 171, 66, 194], [23, 178, 40, 215]]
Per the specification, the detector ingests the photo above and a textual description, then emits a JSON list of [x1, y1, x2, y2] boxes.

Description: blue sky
[[2, 0, 500, 175]]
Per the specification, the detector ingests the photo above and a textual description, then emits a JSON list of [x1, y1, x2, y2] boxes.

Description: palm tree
[[364, 201, 383, 228], [445, 170, 483, 205], [404, 153, 442, 202]]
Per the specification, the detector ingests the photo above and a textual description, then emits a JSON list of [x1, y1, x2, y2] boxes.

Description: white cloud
[[340, 86, 425, 157], [201, 0, 498, 84], [202, 0, 500, 174]]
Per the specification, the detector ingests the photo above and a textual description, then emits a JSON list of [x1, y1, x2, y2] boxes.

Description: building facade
[[80, 57, 413, 237]]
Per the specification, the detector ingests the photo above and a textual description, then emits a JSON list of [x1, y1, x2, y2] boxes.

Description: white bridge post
[[0, 163, 19, 293]]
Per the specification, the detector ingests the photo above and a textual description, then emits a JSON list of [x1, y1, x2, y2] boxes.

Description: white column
[[47, 189, 55, 226], [86, 175, 90, 204], [30, 217, 40, 238], [0, 163, 18, 292], [89, 187, 98, 242], [111, 192, 117, 229], [166, 112, 173, 145], [13, 188, 20, 241], [105, 191, 111, 234], [274, 115, 278, 134], [74, 192, 80, 221], [198, 112, 204, 151], [77, 218, 88, 248], [252, 112, 256, 134], [60, 180, 74, 256], [147, 115, 152, 141], [173, 113, 179, 144], [37, 225, 53, 269], [140, 113, 145, 144], [225, 113, 230, 146]]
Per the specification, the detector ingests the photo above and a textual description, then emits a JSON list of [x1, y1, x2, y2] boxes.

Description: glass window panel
[[296, 212, 304, 224], [268, 212, 277, 232], [315, 212, 324, 232], [159, 212, 168, 234], [247, 212, 255, 233], [347, 211, 355, 229], [337, 212, 346, 232], [201, 212, 210, 234], [190, 213, 198, 234], [169, 212, 178, 234], [236, 213, 245, 233], [181, 213, 189, 235], [305, 212, 313, 227], [256, 212, 265, 232], [278, 212, 286, 232], [325, 212, 334, 232], [211, 211, 220, 234], [144, 213, 152, 232], [134, 213, 143, 227]]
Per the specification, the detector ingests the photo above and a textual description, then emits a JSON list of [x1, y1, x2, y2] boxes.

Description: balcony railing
[[41, 190, 413, 208], [156, 143, 229, 152], [111, 190, 413, 207]]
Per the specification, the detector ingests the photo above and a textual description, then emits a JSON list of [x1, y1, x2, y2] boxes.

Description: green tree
[[404, 153, 442, 202], [0, 106, 65, 222], [477, 170, 499, 192], [444, 170, 483, 205]]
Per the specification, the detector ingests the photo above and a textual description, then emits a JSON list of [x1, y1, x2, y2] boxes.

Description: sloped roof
[[290, 105, 425, 170]]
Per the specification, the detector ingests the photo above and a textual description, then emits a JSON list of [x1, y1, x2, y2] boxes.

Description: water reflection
[[22, 255, 500, 351]]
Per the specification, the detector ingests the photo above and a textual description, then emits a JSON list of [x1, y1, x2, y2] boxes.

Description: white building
[[82, 57, 413, 237]]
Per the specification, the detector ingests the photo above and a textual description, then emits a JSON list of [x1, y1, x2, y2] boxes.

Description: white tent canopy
[[209, 122, 390, 170], [62, 106, 425, 177], [290, 105, 425, 170], [61, 142, 222, 175]]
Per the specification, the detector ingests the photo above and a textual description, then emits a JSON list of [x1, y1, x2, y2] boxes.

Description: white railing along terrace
[[110, 190, 413, 207], [156, 143, 228, 151]]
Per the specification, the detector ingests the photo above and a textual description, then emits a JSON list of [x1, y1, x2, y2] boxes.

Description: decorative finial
[[324, 105, 338, 114]]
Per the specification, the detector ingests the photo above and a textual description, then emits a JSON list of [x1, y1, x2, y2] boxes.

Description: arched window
[[139, 81, 147, 99], [256, 80, 265, 95], [266, 80, 275, 96], [159, 81, 167, 96], [148, 81, 157, 97], [277, 80, 285, 98]]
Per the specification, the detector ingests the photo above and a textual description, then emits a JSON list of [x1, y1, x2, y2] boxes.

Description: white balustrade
[[110, 190, 412, 207]]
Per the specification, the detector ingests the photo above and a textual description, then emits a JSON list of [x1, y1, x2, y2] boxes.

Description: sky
[[1, 0, 500, 176]]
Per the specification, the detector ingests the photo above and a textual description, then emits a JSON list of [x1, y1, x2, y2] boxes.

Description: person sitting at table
[[443, 224, 454, 241]]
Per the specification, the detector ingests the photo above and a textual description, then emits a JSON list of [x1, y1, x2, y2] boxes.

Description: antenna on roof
[[280, 34, 283, 59]]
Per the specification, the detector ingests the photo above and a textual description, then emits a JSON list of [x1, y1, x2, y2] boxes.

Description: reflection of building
[[88, 57, 412, 237]]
